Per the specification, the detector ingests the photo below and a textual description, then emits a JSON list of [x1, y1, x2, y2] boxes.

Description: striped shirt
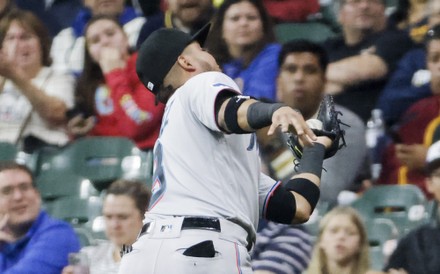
[[252, 220, 313, 274]]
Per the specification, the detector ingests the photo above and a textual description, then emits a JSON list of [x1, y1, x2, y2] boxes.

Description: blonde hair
[[305, 206, 370, 274]]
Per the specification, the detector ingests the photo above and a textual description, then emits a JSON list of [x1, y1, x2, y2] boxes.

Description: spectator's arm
[[325, 53, 388, 94], [376, 49, 430, 126]]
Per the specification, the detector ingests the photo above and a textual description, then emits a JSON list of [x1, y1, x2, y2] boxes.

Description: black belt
[[139, 217, 221, 236], [138, 217, 253, 251]]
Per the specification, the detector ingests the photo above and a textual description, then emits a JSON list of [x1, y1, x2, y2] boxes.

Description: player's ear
[[176, 55, 196, 72]]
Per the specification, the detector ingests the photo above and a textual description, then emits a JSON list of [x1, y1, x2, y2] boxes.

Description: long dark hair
[[206, 0, 275, 67], [75, 15, 128, 116]]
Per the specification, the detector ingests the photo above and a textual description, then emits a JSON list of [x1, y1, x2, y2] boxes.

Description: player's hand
[[267, 106, 317, 147], [395, 144, 427, 171], [314, 135, 332, 149]]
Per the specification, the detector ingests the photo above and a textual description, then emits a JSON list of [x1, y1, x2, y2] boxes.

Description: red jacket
[[378, 95, 440, 198], [263, 0, 320, 22], [91, 53, 164, 150]]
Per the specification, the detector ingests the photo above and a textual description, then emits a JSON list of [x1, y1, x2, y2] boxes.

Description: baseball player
[[118, 24, 338, 274]]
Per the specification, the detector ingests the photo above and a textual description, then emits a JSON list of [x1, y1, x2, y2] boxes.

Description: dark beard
[[156, 85, 175, 104]]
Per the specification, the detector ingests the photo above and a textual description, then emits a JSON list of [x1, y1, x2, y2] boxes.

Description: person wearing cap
[[117, 24, 335, 273], [376, 140, 440, 274]]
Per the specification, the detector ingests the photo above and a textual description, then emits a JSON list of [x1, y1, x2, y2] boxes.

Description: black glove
[[286, 95, 347, 160]]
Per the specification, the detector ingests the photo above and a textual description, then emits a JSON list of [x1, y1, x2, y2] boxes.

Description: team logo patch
[[147, 81, 154, 91], [160, 224, 173, 233]]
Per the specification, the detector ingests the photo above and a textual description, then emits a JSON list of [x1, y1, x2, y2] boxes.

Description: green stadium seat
[[351, 185, 429, 236], [74, 226, 97, 247], [0, 142, 18, 161], [312, 4, 341, 34], [366, 218, 399, 270], [275, 22, 337, 44], [36, 171, 99, 202], [49, 196, 103, 226], [38, 137, 153, 191]]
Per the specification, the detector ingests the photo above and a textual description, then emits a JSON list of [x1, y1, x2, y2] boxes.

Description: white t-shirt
[[146, 72, 277, 236], [82, 241, 119, 274], [0, 67, 74, 146]]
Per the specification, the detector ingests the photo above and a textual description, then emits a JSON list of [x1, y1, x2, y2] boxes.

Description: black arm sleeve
[[265, 184, 297, 224]]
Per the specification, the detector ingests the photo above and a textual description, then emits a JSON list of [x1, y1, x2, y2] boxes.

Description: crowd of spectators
[[1, 0, 440, 273]]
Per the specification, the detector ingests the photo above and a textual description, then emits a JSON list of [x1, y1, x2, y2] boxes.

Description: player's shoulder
[[187, 71, 239, 90]]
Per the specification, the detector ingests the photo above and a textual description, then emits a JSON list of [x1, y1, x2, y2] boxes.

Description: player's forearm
[[264, 143, 325, 224], [217, 96, 285, 133], [286, 143, 325, 223]]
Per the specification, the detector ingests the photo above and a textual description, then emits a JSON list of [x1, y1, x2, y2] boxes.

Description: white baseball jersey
[[146, 71, 278, 236]]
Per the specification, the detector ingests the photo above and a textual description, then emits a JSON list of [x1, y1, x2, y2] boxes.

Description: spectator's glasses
[[0, 182, 34, 199]]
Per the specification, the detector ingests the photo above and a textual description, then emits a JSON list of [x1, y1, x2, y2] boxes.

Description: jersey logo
[[160, 225, 173, 233]]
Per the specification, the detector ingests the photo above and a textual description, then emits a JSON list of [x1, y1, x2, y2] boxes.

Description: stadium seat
[[38, 137, 153, 191], [49, 196, 103, 226], [274, 22, 337, 44], [312, 4, 341, 34], [0, 142, 18, 161], [350, 185, 429, 236], [36, 171, 99, 202], [366, 218, 399, 270], [74, 226, 97, 247]]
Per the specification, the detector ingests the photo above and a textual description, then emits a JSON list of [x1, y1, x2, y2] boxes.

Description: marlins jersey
[[146, 71, 278, 235]]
